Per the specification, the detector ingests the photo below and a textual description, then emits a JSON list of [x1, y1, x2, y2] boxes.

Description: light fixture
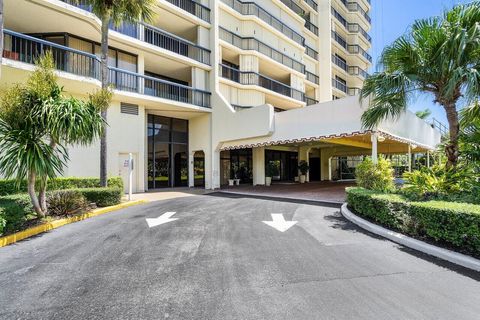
[[377, 135, 386, 142]]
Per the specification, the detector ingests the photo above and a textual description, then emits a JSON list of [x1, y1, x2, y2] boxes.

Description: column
[[427, 151, 430, 168], [408, 144, 412, 172], [192, 67, 208, 90], [188, 152, 195, 187], [371, 132, 378, 164], [252, 147, 265, 186], [298, 146, 311, 182], [290, 73, 305, 101], [210, 149, 221, 190]]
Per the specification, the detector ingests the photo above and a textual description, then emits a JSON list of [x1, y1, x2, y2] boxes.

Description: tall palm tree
[[360, 2, 480, 168], [82, 0, 156, 186], [0, 53, 105, 217]]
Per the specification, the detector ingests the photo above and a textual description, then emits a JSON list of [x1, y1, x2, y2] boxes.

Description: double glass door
[[148, 115, 188, 188]]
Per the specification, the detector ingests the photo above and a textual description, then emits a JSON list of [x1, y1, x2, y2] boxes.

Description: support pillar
[[188, 152, 195, 187], [371, 132, 378, 164], [408, 144, 412, 172], [427, 151, 430, 168], [252, 147, 265, 186], [298, 146, 311, 182]]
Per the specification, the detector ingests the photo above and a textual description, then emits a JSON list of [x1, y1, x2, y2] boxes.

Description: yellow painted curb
[[0, 199, 148, 248]]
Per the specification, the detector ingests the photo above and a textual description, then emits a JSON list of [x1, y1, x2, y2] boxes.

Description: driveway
[[0, 194, 479, 319]]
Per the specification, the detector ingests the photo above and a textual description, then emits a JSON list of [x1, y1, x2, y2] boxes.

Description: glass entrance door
[[147, 115, 188, 188]]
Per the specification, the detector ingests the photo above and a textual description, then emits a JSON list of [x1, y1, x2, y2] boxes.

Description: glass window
[[117, 51, 137, 72], [172, 119, 188, 133]]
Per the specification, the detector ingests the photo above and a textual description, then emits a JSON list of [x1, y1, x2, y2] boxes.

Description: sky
[[369, 0, 471, 124]]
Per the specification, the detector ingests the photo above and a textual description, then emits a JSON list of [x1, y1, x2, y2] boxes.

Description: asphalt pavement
[[0, 193, 479, 320]]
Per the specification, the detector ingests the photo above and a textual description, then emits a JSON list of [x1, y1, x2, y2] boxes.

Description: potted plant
[[265, 161, 279, 186], [298, 160, 309, 184], [229, 163, 238, 186]]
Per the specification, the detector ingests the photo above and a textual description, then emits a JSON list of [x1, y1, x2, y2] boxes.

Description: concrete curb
[[341, 203, 480, 272], [0, 200, 148, 248]]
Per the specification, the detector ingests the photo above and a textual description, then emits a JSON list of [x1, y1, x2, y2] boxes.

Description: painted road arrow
[[146, 212, 178, 228], [262, 214, 297, 232]]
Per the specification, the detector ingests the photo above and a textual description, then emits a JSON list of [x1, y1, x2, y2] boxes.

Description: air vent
[[120, 103, 139, 115]]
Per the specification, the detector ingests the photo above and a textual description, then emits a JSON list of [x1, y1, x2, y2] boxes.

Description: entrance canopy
[[219, 96, 441, 153]]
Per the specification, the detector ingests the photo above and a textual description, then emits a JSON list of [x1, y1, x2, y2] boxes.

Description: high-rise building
[[2, 0, 439, 192]]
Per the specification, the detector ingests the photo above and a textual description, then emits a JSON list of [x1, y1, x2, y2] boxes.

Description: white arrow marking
[[262, 213, 297, 232], [146, 212, 178, 228]]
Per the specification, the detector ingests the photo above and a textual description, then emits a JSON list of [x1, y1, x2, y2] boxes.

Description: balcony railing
[[279, 0, 304, 16], [304, 95, 318, 106], [332, 78, 347, 93], [304, 0, 318, 11], [331, 30, 347, 49], [220, 64, 305, 102], [305, 70, 319, 84], [61, 0, 211, 65], [219, 27, 305, 74], [164, 0, 211, 22], [221, 0, 305, 46], [348, 87, 361, 96], [332, 54, 348, 71], [331, 8, 371, 43], [305, 20, 319, 36], [141, 23, 210, 65], [348, 66, 368, 79], [346, 2, 371, 24], [3, 30, 211, 108], [305, 45, 318, 60], [348, 44, 372, 62]]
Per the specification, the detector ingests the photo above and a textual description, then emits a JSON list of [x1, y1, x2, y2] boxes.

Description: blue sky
[[369, 0, 471, 124]]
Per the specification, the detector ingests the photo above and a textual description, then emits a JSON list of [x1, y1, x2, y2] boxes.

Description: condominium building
[[2, 0, 440, 192]]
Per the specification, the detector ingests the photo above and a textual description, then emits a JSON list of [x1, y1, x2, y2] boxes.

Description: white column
[[211, 149, 221, 190], [408, 144, 412, 172], [188, 152, 195, 187], [371, 132, 378, 164], [252, 147, 265, 186], [298, 146, 310, 182], [427, 151, 430, 168], [328, 157, 332, 181]]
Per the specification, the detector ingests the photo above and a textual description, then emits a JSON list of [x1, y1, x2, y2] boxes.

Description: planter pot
[[265, 177, 272, 186], [294, 176, 299, 182], [234, 179, 241, 185], [299, 175, 306, 183], [228, 179, 234, 186]]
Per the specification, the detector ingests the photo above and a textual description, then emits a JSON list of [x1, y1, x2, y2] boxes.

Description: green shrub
[[47, 190, 89, 216], [346, 187, 480, 257], [0, 177, 123, 196], [0, 209, 6, 235], [0, 194, 33, 235], [265, 161, 279, 177], [402, 164, 476, 201], [355, 157, 395, 192], [298, 161, 310, 175], [77, 187, 123, 207]]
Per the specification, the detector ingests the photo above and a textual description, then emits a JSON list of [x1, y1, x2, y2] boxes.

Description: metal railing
[[305, 71, 319, 84], [305, 45, 318, 60], [431, 118, 448, 136], [348, 44, 372, 62], [221, 0, 305, 46], [3, 30, 211, 108], [304, 0, 318, 11], [332, 30, 347, 49], [142, 23, 210, 65], [346, 2, 371, 24], [279, 0, 304, 16], [61, 0, 210, 65], [305, 20, 319, 36], [304, 95, 318, 106], [219, 28, 305, 74], [348, 66, 368, 78], [219, 64, 305, 102], [164, 0, 211, 22], [331, 8, 371, 43], [347, 87, 361, 96], [332, 54, 348, 71], [332, 78, 347, 93]]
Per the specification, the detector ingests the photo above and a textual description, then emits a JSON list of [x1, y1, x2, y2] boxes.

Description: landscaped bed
[[346, 187, 480, 259], [0, 177, 124, 237]]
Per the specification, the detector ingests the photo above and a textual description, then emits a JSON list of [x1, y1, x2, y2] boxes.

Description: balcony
[[219, 27, 305, 74], [339, 0, 371, 24], [304, 0, 318, 11], [332, 78, 347, 93], [61, 0, 211, 65], [305, 70, 319, 85], [2, 30, 211, 108], [279, 0, 304, 16], [220, 64, 305, 103], [304, 95, 318, 106], [305, 45, 318, 60], [221, 0, 305, 46], [164, 0, 211, 23], [348, 66, 368, 79], [305, 20, 319, 36], [348, 44, 372, 62], [331, 8, 371, 43], [332, 54, 348, 71]]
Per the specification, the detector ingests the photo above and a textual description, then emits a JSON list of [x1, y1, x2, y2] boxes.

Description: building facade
[[2, 0, 440, 192]]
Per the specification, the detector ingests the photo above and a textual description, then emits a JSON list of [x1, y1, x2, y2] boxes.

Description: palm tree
[[0, 0, 4, 77], [360, 2, 480, 168], [81, 0, 156, 187], [0, 53, 105, 217]]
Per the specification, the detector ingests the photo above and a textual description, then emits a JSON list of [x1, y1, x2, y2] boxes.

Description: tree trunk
[[38, 140, 56, 213], [28, 171, 44, 218], [443, 102, 460, 168], [99, 12, 110, 187]]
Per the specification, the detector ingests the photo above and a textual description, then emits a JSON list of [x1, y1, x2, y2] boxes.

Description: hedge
[[76, 187, 123, 207], [0, 194, 33, 235], [0, 177, 123, 196], [346, 187, 480, 257]]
